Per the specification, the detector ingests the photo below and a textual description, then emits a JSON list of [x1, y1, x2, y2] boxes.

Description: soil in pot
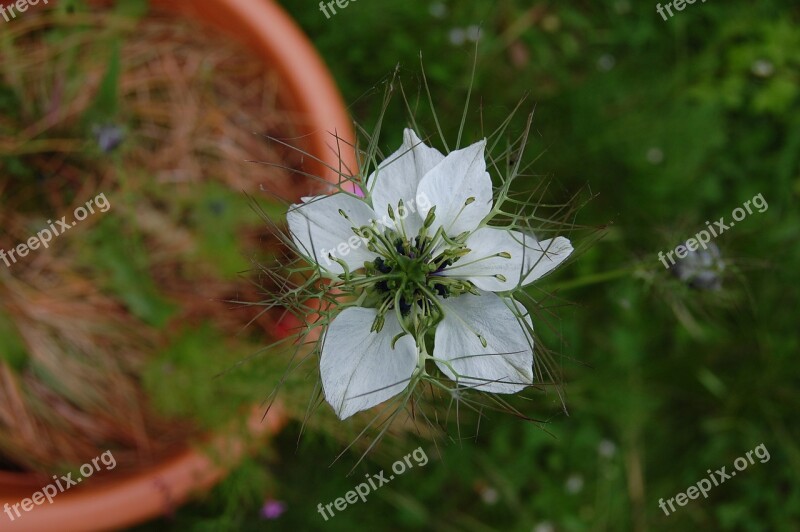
[[0, 3, 308, 479]]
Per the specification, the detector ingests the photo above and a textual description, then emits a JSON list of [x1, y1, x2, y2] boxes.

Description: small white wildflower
[[597, 54, 616, 72], [533, 522, 555, 532], [480, 486, 499, 505], [670, 241, 725, 290], [448, 27, 466, 46], [429, 2, 447, 19], [465, 25, 482, 43], [646, 147, 664, 165], [751, 59, 775, 78], [598, 439, 617, 458], [565, 473, 584, 494], [288, 130, 573, 419]]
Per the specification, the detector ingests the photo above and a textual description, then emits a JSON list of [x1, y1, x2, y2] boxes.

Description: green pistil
[[394, 255, 428, 285]]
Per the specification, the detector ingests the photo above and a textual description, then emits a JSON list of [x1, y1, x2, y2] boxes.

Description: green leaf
[[141, 325, 274, 429], [0, 313, 28, 371], [113, 0, 149, 20], [190, 183, 280, 279], [80, 216, 176, 327], [82, 39, 121, 126]]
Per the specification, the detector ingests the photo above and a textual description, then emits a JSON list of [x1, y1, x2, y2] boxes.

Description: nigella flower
[[91, 123, 126, 153], [670, 241, 725, 291], [288, 130, 573, 420]]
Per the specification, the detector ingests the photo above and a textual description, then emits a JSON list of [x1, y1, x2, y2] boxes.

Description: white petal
[[367, 129, 444, 236], [442, 230, 573, 291], [433, 292, 533, 394], [287, 194, 378, 275], [320, 307, 417, 419], [519, 236, 573, 284], [416, 139, 492, 237]]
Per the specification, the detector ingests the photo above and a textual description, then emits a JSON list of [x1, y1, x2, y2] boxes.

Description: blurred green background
[[4, 0, 796, 530]]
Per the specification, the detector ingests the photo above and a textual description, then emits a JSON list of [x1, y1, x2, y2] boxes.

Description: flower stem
[[544, 265, 639, 292]]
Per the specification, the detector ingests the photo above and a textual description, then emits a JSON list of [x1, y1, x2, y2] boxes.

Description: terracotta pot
[[0, 0, 354, 530]]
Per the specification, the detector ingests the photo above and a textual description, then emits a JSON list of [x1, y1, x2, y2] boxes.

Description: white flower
[[465, 25, 482, 43], [448, 28, 466, 46], [288, 129, 573, 419], [751, 59, 774, 78], [598, 439, 617, 458], [533, 522, 555, 532], [428, 2, 447, 19], [565, 473, 584, 494]]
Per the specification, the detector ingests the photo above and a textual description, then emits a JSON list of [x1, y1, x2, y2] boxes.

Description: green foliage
[[188, 183, 278, 280], [112, 0, 149, 20], [0, 313, 28, 371], [80, 215, 176, 327], [141, 324, 276, 431], [81, 39, 122, 127]]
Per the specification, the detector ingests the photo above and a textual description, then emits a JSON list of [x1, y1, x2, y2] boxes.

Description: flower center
[[394, 254, 427, 284], [335, 205, 477, 332]]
